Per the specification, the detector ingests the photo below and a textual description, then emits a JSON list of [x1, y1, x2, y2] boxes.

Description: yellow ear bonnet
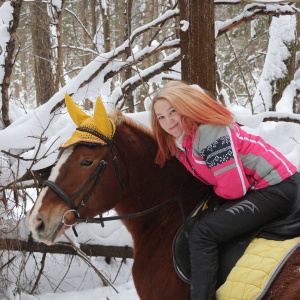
[[60, 95, 115, 148]]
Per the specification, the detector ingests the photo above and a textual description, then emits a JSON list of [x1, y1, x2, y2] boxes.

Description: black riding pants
[[189, 172, 300, 300]]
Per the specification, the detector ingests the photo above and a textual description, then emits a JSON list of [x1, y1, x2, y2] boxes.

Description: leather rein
[[43, 127, 187, 237]]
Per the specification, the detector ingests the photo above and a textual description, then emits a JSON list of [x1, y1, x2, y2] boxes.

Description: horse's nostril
[[35, 216, 45, 233]]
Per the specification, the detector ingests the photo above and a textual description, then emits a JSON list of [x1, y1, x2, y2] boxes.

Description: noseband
[[43, 158, 109, 220]]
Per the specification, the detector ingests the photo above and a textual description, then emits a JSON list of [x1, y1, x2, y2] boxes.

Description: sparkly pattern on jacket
[[198, 135, 233, 169]]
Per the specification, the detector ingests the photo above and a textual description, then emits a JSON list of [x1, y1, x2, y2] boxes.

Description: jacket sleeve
[[195, 125, 250, 199]]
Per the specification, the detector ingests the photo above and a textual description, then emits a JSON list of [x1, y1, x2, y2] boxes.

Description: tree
[[29, 1, 54, 106], [179, 0, 216, 94], [0, 0, 23, 128], [52, 0, 67, 92]]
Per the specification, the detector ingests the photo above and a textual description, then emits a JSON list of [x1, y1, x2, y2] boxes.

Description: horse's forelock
[[110, 109, 153, 138]]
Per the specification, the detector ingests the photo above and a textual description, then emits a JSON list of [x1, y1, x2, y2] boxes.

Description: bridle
[[42, 126, 201, 240], [43, 127, 119, 237], [44, 158, 109, 222]]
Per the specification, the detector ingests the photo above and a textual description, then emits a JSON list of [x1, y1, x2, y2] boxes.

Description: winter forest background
[[1, 0, 300, 299]]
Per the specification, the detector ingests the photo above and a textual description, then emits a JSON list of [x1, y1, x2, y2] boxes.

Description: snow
[[15, 282, 139, 300], [253, 15, 297, 112], [180, 20, 189, 32], [1, 3, 300, 300], [1, 95, 300, 300]]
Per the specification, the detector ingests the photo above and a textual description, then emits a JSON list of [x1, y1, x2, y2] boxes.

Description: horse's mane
[[110, 109, 154, 139]]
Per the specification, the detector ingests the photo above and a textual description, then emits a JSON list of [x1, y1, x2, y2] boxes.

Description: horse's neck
[[113, 121, 191, 234]]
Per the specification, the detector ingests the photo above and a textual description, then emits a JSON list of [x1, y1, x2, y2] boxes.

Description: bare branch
[[30, 252, 46, 294], [114, 50, 181, 107], [0, 255, 16, 272], [65, 8, 98, 51], [262, 116, 300, 124]]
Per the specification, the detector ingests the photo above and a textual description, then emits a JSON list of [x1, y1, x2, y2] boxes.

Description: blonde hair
[[150, 81, 234, 166]]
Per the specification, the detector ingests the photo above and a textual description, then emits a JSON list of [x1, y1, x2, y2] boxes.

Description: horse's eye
[[81, 160, 93, 167]]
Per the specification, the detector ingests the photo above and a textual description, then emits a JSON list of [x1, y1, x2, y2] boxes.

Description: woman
[[150, 81, 300, 300]]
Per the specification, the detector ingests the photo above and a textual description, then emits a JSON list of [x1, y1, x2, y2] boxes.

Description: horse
[[27, 96, 300, 300]]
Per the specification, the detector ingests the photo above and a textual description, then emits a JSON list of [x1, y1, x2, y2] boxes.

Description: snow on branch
[[215, 3, 299, 37], [103, 40, 180, 84], [112, 50, 181, 107], [235, 111, 300, 128], [50, 8, 180, 112]]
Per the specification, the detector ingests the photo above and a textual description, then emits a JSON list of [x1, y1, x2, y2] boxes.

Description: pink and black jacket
[[177, 123, 297, 200]]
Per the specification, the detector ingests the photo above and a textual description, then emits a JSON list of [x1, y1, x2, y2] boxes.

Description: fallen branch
[[0, 238, 134, 259]]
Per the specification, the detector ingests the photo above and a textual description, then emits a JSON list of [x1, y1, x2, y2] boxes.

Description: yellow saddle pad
[[216, 236, 300, 300]]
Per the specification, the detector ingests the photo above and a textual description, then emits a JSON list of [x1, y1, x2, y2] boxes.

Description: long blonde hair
[[150, 81, 234, 166]]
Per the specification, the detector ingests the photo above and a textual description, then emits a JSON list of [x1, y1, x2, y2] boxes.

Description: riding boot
[[190, 271, 217, 300], [189, 220, 218, 300]]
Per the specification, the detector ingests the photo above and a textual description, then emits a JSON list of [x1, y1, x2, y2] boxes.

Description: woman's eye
[[81, 160, 93, 167]]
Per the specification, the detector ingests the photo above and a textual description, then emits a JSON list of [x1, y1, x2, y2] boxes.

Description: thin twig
[[0, 256, 16, 271], [30, 252, 47, 294], [54, 255, 74, 292], [63, 232, 118, 293]]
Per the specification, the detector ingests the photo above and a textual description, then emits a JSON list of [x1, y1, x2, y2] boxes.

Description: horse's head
[[27, 95, 123, 245]]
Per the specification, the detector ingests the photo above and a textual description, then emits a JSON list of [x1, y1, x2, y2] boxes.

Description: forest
[[1, 0, 300, 298]]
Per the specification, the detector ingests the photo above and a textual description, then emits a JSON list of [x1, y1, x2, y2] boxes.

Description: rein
[[76, 192, 186, 224]]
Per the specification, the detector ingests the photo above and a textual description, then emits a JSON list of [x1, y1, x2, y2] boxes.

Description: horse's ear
[[65, 94, 89, 126], [94, 96, 112, 136]]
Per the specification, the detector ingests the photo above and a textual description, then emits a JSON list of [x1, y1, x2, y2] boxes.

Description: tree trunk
[[19, 31, 28, 102], [80, 2, 93, 66], [179, 0, 216, 95], [100, 0, 110, 53], [136, 0, 154, 112], [53, 0, 66, 92], [1, 0, 23, 128], [122, 0, 134, 113], [90, 0, 97, 38], [29, 0, 54, 106]]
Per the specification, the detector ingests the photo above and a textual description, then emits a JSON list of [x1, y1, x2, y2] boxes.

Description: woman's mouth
[[169, 124, 178, 131]]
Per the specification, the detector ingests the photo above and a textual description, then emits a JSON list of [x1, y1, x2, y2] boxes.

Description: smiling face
[[153, 99, 183, 138]]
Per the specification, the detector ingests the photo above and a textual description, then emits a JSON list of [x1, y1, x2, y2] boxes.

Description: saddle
[[173, 192, 300, 286]]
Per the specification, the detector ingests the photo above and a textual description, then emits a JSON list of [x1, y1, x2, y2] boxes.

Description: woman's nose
[[166, 116, 173, 125]]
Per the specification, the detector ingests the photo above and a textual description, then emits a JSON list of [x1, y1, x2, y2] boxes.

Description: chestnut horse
[[27, 109, 300, 299]]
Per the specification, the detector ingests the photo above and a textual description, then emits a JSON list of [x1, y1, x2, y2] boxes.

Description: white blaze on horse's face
[[27, 148, 74, 245]]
